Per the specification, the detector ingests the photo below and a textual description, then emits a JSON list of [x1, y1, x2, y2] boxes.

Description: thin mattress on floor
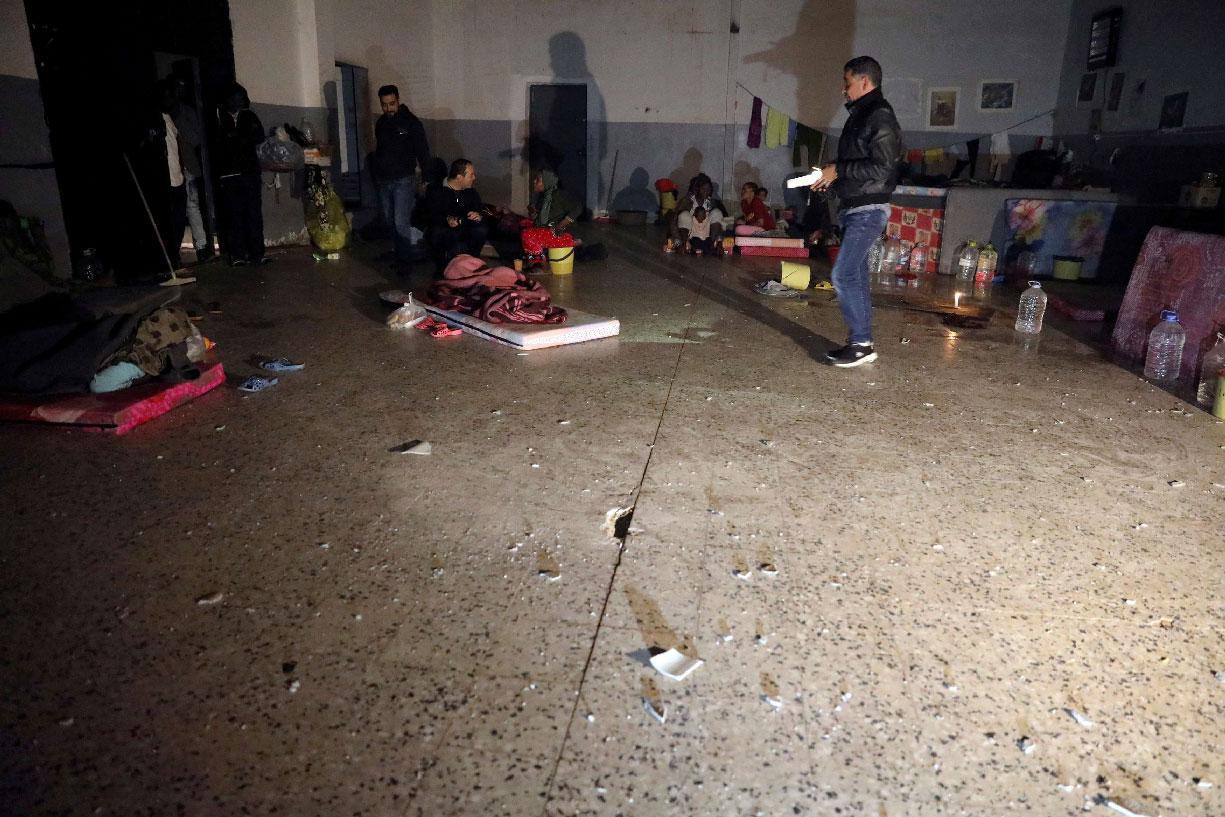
[[734, 236, 805, 248], [421, 304, 619, 349], [0, 361, 226, 434]]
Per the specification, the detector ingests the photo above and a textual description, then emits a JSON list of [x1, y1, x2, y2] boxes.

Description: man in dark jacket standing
[[216, 83, 267, 266], [373, 84, 431, 263], [813, 56, 901, 367]]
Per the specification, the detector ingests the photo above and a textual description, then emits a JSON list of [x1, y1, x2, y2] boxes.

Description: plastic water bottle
[[1143, 310, 1186, 382], [1195, 332, 1225, 405], [1014, 281, 1047, 334], [866, 236, 885, 275], [881, 236, 903, 277], [974, 243, 998, 283], [956, 240, 979, 282]]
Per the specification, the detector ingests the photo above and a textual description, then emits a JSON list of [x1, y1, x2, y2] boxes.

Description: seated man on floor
[[425, 158, 489, 270]]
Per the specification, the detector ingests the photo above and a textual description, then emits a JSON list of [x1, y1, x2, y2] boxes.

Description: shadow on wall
[[610, 167, 657, 214], [669, 148, 705, 195], [741, 0, 857, 130]]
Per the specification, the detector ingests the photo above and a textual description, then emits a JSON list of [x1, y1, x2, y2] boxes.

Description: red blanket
[[427, 255, 567, 324]]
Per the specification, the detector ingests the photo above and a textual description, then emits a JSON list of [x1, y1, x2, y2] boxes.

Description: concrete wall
[[320, 0, 1072, 212], [0, 0, 69, 275], [1053, 0, 1225, 202]]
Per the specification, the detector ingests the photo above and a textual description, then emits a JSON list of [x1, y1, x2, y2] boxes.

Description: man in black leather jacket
[[813, 56, 901, 367]]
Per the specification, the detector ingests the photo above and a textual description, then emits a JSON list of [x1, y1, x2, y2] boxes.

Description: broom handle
[[123, 152, 177, 276]]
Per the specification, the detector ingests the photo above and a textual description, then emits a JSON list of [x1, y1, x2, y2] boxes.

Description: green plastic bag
[[305, 167, 349, 252]]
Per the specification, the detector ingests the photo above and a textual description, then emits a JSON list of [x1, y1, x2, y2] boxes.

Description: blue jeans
[[378, 177, 421, 261], [831, 207, 889, 344]]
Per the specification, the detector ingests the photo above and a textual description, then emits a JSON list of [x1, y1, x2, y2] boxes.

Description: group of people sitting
[[371, 84, 587, 274], [663, 174, 791, 256]]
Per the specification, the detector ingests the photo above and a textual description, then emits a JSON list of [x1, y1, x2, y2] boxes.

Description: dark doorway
[[335, 63, 372, 208], [528, 83, 587, 216], [23, 0, 235, 280]]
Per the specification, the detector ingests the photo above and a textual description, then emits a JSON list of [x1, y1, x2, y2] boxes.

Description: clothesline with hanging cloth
[[737, 79, 1057, 183], [735, 81, 826, 170]]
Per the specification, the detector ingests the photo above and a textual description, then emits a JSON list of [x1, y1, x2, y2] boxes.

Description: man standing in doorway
[[424, 159, 489, 270], [373, 84, 431, 264], [813, 55, 901, 368]]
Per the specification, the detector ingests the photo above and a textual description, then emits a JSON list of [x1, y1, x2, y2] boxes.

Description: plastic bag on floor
[[305, 166, 350, 252], [387, 295, 426, 330]]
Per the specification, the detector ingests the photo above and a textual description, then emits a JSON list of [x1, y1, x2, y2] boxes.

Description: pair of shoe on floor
[[826, 343, 876, 367], [238, 358, 306, 392]]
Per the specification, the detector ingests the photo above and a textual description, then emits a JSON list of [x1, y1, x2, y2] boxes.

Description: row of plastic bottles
[[953, 240, 999, 283], [867, 236, 930, 277], [1014, 290, 1225, 402], [1145, 313, 1225, 403]]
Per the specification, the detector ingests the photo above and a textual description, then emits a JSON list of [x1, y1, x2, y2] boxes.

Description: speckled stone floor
[[2, 226, 1222, 817]]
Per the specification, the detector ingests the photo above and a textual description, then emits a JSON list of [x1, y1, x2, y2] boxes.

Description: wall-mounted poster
[[1106, 71, 1125, 112], [979, 81, 1016, 111], [928, 87, 958, 128], [1087, 8, 1122, 70], [1077, 72, 1097, 104], [1159, 92, 1188, 130]]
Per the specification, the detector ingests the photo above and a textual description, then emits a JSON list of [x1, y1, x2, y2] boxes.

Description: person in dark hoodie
[[215, 83, 268, 266], [812, 56, 901, 368], [373, 84, 432, 263]]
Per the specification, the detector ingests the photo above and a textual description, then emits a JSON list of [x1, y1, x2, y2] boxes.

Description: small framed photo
[[1077, 72, 1097, 105], [1159, 92, 1188, 130], [927, 87, 958, 129], [1106, 71, 1125, 112], [978, 81, 1016, 112]]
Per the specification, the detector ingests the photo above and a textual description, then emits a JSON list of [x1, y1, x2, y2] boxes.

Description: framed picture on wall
[[1077, 72, 1097, 105], [1087, 7, 1122, 70], [978, 81, 1016, 111], [927, 87, 958, 129], [1106, 71, 1126, 112], [1159, 92, 1188, 130]]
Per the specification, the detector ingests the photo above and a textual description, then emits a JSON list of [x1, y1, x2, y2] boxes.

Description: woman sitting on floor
[[665, 172, 726, 253], [521, 169, 581, 267]]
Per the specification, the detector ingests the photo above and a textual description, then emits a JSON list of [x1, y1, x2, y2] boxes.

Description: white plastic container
[[1143, 310, 1186, 382], [1014, 281, 1047, 334], [1195, 332, 1225, 406], [956, 240, 979, 282]]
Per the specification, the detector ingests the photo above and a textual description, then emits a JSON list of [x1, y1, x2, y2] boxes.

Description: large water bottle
[[1143, 310, 1186, 382], [1195, 332, 1225, 405], [881, 236, 903, 276], [956, 240, 979, 282], [1014, 281, 1047, 333], [866, 236, 885, 275], [975, 243, 998, 283]]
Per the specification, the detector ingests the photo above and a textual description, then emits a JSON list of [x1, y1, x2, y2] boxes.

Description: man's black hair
[[377, 84, 399, 99], [844, 56, 882, 88], [449, 158, 472, 179]]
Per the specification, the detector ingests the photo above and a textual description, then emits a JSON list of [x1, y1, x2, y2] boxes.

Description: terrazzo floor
[[2, 225, 1222, 817]]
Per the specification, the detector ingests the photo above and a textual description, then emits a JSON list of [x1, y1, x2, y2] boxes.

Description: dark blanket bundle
[[427, 254, 566, 325], [0, 287, 180, 395]]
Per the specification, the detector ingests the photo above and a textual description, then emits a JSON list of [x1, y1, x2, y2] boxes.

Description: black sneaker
[[830, 343, 877, 367], [824, 344, 849, 361]]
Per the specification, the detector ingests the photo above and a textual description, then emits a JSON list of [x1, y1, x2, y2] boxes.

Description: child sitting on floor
[[687, 207, 717, 255], [736, 182, 776, 235]]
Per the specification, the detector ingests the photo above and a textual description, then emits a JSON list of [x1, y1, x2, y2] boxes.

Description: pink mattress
[[0, 362, 226, 434], [734, 236, 805, 248], [738, 245, 810, 258]]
